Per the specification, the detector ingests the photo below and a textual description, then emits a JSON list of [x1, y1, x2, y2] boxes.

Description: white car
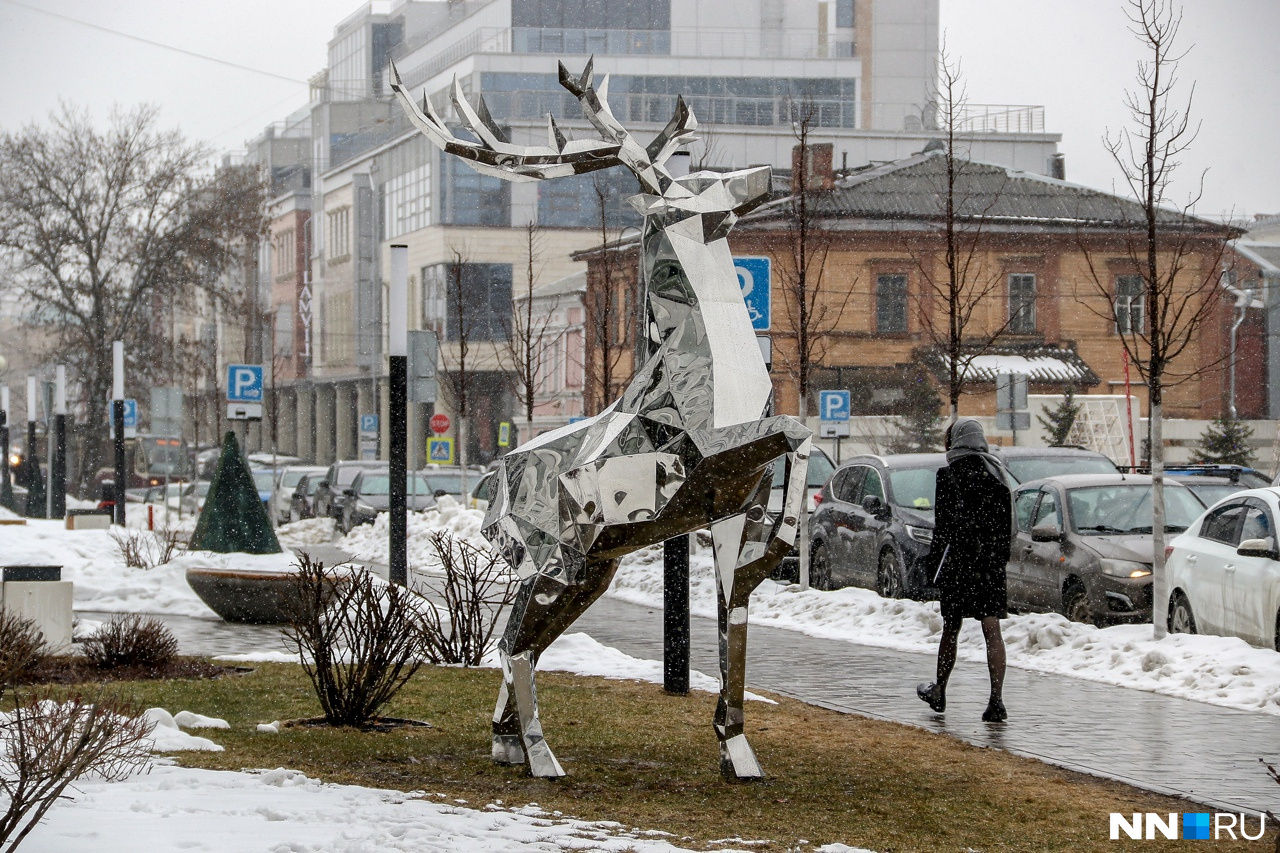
[[272, 465, 326, 525], [1166, 487, 1280, 650]]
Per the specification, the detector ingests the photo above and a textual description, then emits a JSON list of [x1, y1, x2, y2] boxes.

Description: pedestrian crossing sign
[[427, 437, 454, 464], [497, 421, 511, 447]]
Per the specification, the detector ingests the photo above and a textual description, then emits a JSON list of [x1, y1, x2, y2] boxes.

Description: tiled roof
[[917, 342, 1100, 386], [746, 151, 1240, 234]]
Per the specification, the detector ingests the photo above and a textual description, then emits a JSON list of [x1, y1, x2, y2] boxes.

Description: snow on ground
[[142, 708, 225, 752], [275, 516, 335, 547], [339, 496, 488, 569], [609, 544, 1280, 716], [0, 504, 22, 520], [23, 764, 869, 853]]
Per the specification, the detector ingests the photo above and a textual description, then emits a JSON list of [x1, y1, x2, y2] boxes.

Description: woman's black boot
[[916, 682, 946, 712], [982, 697, 1007, 722]]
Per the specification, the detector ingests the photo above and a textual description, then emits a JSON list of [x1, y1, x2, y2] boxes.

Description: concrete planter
[[185, 568, 311, 625]]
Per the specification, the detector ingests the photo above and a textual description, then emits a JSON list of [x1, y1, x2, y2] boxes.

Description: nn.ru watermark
[[1110, 812, 1267, 840]]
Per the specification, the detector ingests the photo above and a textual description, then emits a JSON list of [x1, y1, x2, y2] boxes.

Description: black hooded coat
[[928, 453, 1013, 620]]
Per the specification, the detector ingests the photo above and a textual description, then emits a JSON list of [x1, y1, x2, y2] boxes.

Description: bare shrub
[[109, 529, 185, 570], [0, 614, 46, 699], [0, 692, 152, 850], [80, 615, 179, 670], [283, 554, 430, 727], [417, 531, 516, 666]]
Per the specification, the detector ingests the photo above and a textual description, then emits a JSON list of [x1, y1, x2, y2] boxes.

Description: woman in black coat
[[917, 418, 1013, 722]]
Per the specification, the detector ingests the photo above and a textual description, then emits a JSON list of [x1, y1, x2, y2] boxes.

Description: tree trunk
[[459, 418, 469, 502], [1150, 401, 1167, 640]]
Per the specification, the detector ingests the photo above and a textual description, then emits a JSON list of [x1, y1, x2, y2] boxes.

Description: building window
[[273, 229, 295, 277], [422, 262, 513, 343], [1115, 275, 1145, 334], [439, 152, 509, 226], [537, 170, 639, 228], [1008, 273, 1037, 333], [836, 0, 855, 28], [327, 207, 351, 261], [876, 274, 907, 334]]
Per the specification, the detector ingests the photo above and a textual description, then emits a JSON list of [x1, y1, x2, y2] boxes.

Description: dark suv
[[312, 460, 387, 521], [809, 453, 948, 598]]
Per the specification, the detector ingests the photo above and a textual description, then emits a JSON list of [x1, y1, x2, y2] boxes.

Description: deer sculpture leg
[[710, 435, 812, 779], [491, 557, 621, 776]]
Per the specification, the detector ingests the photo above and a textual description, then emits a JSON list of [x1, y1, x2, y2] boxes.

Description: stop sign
[[430, 413, 451, 434]]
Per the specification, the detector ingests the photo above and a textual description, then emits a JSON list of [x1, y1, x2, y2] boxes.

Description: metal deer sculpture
[[390, 59, 811, 780]]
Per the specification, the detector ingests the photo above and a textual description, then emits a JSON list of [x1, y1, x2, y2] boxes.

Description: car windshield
[[888, 466, 944, 511], [359, 475, 432, 496], [280, 470, 312, 488], [253, 471, 275, 491], [304, 478, 321, 495], [1182, 483, 1247, 506], [1005, 455, 1118, 483], [425, 473, 464, 496], [1068, 484, 1205, 534], [771, 450, 836, 489]]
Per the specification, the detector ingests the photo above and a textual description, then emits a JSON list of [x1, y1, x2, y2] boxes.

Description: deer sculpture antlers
[[387, 58, 697, 193]]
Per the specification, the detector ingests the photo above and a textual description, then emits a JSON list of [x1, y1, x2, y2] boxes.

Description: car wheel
[[876, 549, 904, 599], [810, 542, 833, 591], [1062, 582, 1092, 625], [1167, 590, 1197, 635]]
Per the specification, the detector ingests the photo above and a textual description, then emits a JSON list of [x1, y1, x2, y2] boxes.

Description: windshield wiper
[[1077, 524, 1127, 534]]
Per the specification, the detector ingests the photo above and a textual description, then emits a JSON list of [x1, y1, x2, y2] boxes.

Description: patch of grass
[[49, 664, 1272, 852]]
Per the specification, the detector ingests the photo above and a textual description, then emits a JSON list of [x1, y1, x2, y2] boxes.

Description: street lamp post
[[50, 365, 66, 519], [112, 342, 126, 526], [388, 245, 409, 587]]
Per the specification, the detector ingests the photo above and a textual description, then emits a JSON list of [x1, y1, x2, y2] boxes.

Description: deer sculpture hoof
[[719, 734, 765, 782], [491, 734, 525, 766]]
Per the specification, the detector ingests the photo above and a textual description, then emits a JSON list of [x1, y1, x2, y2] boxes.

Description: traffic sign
[[996, 373, 1029, 413], [733, 256, 771, 331], [359, 413, 379, 435], [819, 422, 851, 438], [108, 398, 138, 438], [497, 421, 511, 448], [226, 364, 264, 403], [430, 413, 451, 434], [427, 436, 454, 464], [226, 403, 263, 421], [818, 390, 851, 422]]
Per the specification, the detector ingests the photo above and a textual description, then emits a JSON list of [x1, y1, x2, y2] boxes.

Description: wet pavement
[[139, 543, 1280, 814]]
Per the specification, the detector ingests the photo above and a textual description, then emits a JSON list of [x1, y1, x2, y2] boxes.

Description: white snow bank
[[340, 496, 489, 568], [22, 764, 845, 853], [172, 710, 230, 730], [482, 632, 774, 704], [0, 505, 21, 521], [276, 516, 335, 547], [141, 708, 224, 752], [608, 545, 1280, 717]]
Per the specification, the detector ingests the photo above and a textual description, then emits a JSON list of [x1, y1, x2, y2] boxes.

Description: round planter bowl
[[185, 567, 321, 625]]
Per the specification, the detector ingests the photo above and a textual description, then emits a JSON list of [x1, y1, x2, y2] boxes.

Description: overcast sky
[[0, 0, 1274, 219]]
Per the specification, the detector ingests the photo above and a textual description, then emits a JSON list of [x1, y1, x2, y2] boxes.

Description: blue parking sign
[[733, 256, 771, 331], [819, 390, 851, 422], [122, 399, 138, 428], [359, 413, 379, 434], [226, 364, 264, 403]]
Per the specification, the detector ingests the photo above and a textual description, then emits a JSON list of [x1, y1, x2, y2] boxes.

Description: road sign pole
[[663, 534, 690, 695], [388, 245, 409, 587], [113, 342, 126, 526]]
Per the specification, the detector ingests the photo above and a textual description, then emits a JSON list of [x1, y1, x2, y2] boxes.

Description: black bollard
[[113, 399, 126, 526], [663, 534, 690, 694]]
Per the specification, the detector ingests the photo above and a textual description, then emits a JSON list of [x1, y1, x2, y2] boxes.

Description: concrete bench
[[1, 566, 72, 653]]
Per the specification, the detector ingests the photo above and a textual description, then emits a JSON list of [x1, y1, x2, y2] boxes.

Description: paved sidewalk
[[157, 543, 1280, 814]]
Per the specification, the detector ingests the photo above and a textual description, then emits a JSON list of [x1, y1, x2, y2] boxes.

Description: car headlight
[[905, 524, 934, 544], [356, 501, 376, 513], [1100, 558, 1151, 578]]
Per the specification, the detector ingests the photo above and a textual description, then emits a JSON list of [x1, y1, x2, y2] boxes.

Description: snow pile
[[275, 516, 335, 547], [480, 632, 774, 704], [141, 708, 225, 752], [0, 504, 22, 521], [125, 506, 197, 534], [166, 548, 300, 576], [609, 547, 1280, 716], [0, 520, 215, 618], [340, 495, 489, 568], [20, 764, 852, 853]]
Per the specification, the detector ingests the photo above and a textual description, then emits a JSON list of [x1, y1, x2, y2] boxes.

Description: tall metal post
[[0, 386, 15, 512], [388, 245, 409, 586], [112, 342, 126, 526], [50, 366, 66, 518], [25, 375, 45, 519]]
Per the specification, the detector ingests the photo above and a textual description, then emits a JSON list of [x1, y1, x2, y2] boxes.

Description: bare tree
[[776, 95, 849, 422], [436, 246, 477, 492], [1078, 0, 1234, 638], [908, 48, 1015, 420], [0, 105, 265, 493], [502, 221, 559, 443], [584, 175, 636, 415]]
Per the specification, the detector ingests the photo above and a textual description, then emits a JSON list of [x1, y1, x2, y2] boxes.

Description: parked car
[[272, 465, 325, 525], [417, 466, 486, 502], [312, 460, 387, 520], [769, 448, 837, 581], [1162, 464, 1271, 490], [1173, 474, 1251, 507], [1166, 487, 1280, 650], [808, 453, 947, 597], [251, 469, 276, 510], [1007, 473, 1207, 624], [289, 474, 325, 523], [338, 470, 440, 534], [180, 481, 212, 515], [989, 445, 1120, 484], [470, 470, 498, 511]]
